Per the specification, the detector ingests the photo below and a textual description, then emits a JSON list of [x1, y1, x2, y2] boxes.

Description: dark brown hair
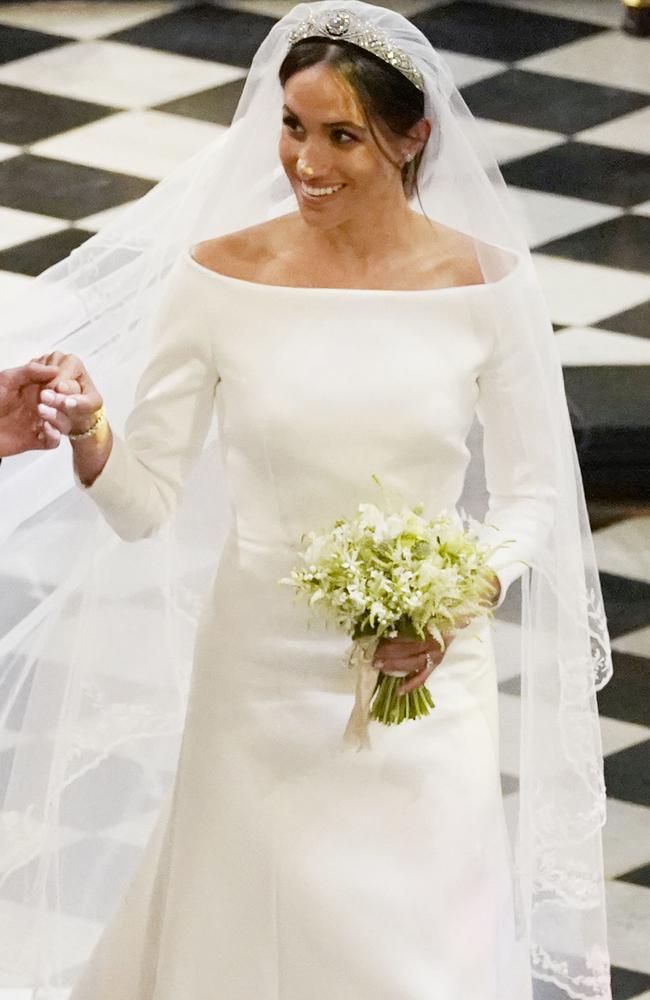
[[278, 38, 430, 205]]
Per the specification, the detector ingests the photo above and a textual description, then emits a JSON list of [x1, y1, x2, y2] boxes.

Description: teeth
[[301, 181, 344, 197]]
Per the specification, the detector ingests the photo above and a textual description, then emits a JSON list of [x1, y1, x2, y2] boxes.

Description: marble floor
[[0, 1, 648, 998]]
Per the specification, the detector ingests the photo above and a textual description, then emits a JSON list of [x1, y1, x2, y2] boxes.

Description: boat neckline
[[184, 244, 522, 296]]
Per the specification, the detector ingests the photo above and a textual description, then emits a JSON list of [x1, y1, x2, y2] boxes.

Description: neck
[[298, 190, 420, 270]]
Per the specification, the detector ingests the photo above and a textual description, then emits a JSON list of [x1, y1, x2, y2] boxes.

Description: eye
[[282, 115, 302, 132], [331, 129, 357, 144]]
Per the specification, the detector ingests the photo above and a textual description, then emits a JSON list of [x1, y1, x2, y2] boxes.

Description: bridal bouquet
[[279, 485, 507, 750]]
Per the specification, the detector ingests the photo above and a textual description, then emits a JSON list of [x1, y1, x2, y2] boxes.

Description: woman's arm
[[475, 297, 559, 609], [40, 256, 220, 541]]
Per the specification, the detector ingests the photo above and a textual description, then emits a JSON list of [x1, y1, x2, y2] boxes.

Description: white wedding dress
[[66, 247, 550, 1000]]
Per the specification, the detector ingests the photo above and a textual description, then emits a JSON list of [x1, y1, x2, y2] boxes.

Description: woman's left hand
[[372, 569, 501, 696], [373, 633, 452, 696]]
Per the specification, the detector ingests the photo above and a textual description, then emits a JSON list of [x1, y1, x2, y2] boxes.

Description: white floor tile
[[521, 30, 650, 94], [605, 880, 650, 975], [508, 188, 619, 247], [76, 200, 136, 233], [599, 714, 649, 757], [438, 50, 506, 88], [98, 807, 162, 848], [555, 327, 650, 365], [531, 253, 650, 327], [476, 0, 623, 27], [0, 1, 177, 39], [592, 516, 650, 584], [0, 143, 20, 163], [603, 797, 650, 878], [0, 41, 246, 110], [612, 625, 650, 659], [0, 207, 67, 252], [31, 110, 226, 181], [474, 118, 563, 165], [577, 106, 650, 156]]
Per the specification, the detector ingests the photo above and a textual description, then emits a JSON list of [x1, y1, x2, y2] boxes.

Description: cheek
[[347, 148, 392, 187], [278, 136, 293, 170]]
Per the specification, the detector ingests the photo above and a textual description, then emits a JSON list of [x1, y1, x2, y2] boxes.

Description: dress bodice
[[184, 253, 494, 548], [80, 248, 556, 606]]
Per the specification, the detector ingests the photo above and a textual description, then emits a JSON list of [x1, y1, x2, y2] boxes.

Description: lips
[[298, 179, 345, 200]]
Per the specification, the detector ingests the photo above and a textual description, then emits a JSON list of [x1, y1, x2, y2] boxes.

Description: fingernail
[[58, 380, 70, 391], [41, 389, 55, 403], [38, 403, 55, 419], [64, 397, 77, 409]]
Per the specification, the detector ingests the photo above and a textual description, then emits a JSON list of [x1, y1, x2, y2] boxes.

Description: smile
[[300, 181, 345, 199]]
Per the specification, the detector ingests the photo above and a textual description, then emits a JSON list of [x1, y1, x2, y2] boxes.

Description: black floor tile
[[58, 837, 141, 922], [0, 83, 116, 145], [616, 862, 650, 888], [109, 3, 277, 68], [597, 650, 650, 727], [502, 142, 650, 207], [498, 674, 521, 695], [526, 964, 614, 998], [536, 214, 650, 274], [0, 832, 141, 923], [0, 23, 68, 66], [461, 69, 649, 136], [0, 228, 93, 276], [604, 739, 650, 807], [595, 299, 650, 339], [500, 772, 519, 795], [563, 367, 650, 501], [410, 1, 604, 62], [0, 154, 155, 219], [598, 572, 650, 640], [610, 965, 650, 999], [155, 78, 246, 127]]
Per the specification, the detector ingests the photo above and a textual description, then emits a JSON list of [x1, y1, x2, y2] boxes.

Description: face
[[279, 63, 417, 228]]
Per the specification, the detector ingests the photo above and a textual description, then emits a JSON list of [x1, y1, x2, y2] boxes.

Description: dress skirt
[[68, 530, 533, 1000]]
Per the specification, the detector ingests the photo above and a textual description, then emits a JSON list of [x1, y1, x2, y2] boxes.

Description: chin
[[294, 193, 348, 229]]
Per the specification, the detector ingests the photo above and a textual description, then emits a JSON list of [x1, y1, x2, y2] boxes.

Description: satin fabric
[[67, 249, 553, 999]]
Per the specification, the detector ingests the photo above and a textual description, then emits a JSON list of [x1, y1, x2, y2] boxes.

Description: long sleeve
[[475, 300, 558, 609], [76, 256, 220, 541]]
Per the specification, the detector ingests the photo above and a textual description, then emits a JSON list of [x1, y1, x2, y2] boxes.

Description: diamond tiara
[[287, 8, 425, 92]]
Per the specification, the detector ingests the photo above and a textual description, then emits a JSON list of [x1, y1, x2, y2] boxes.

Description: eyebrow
[[282, 104, 366, 131]]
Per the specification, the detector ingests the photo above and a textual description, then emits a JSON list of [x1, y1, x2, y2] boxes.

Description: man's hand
[[0, 361, 62, 457], [35, 352, 104, 438]]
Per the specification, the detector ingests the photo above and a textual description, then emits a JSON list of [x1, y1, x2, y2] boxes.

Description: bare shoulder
[[416, 218, 486, 288], [191, 216, 296, 281]]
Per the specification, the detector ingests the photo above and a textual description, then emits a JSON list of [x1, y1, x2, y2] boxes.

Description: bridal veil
[[0, 3, 613, 997]]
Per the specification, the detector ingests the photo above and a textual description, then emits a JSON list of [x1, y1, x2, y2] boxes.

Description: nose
[[295, 140, 333, 182]]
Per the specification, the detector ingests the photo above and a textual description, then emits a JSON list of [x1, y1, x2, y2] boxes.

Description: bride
[[0, 3, 613, 999]]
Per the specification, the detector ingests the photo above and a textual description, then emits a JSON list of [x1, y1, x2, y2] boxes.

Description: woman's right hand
[[35, 352, 103, 438]]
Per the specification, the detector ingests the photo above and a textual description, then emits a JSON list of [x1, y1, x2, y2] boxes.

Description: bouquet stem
[[369, 672, 435, 726]]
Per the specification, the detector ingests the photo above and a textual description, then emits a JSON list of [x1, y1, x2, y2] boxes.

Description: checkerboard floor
[[0, 2, 648, 997]]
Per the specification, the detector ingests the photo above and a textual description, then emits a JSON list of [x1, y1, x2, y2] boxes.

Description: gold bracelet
[[69, 406, 107, 442]]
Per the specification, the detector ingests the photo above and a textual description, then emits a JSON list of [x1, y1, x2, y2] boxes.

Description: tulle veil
[[0, 2, 613, 997]]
